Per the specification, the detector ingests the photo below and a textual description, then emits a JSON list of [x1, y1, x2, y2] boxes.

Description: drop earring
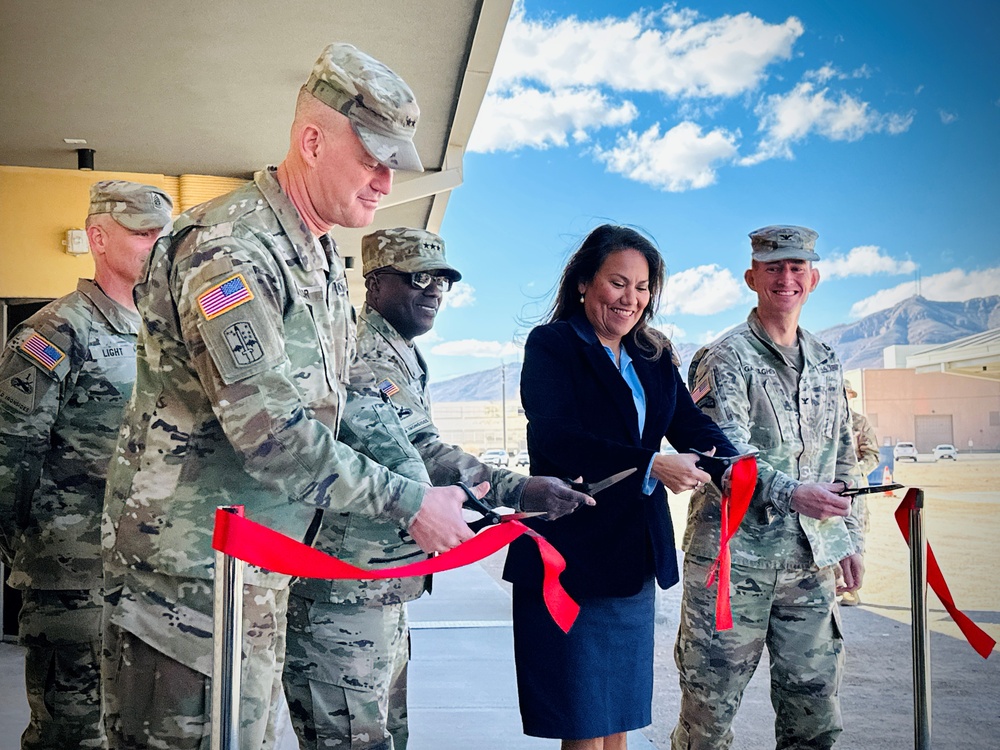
[[579, 294, 585, 303]]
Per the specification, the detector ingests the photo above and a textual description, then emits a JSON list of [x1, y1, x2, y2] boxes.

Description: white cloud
[[430, 339, 524, 358], [938, 109, 958, 124], [492, 3, 804, 98], [848, 266, 1000, 318], [595, 121, 739, 191], [804, 63, 872, 83], [663, 264, 746, 314], [741, 82, 914, 165], [440, 281, 476, 309], [469, 87, 637, 153], [815, 245, 918, 279]]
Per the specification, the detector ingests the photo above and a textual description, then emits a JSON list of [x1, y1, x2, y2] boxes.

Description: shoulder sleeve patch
[[690, 376, 710, 403], [197, 273, 254, 320], [19, 332, 65, 371], [377, 379, 400, 398]]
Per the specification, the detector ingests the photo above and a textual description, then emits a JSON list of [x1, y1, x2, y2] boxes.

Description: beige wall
[[856, 368, 1000, 452], [431, 400, 527, 456], [0, 166, 181, 299]]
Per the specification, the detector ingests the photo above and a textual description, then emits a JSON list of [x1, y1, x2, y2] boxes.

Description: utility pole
[[500, 359, 507, 452]]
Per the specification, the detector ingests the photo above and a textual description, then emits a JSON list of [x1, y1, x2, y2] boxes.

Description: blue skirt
[[511, 577, 655, 739]]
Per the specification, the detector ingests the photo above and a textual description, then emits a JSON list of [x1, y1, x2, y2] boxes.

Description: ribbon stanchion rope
[[706, 457, 758, 631], [212, 508, 579, 633], [894, 489, 995, 659]]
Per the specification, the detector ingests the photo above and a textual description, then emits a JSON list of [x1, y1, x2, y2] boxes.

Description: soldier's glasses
[[378, 270, 454, 292]]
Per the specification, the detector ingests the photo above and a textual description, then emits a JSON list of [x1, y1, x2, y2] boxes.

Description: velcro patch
[[19, 332, 65, 371], [690, 377, 710, 403], [378, 379, 400, 398], [197, 274, 254, 320], [0, 366, 38, 415], [224, 322, 265, 367]]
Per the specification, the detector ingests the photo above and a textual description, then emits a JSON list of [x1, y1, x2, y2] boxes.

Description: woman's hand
[[650, 451, 712, 494]]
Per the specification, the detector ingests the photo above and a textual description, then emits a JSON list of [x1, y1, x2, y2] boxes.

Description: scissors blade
[[582, 467, 638, 495], [841, 483, 903, 497], [691, 449, 758, 468]]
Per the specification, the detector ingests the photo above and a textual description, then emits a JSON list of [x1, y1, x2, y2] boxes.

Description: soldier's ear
[[744, 267, 757, 292], [86, 223, 107, 257]]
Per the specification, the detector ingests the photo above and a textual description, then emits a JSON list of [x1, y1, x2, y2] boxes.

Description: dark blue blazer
[[502, 316, 736, 600]]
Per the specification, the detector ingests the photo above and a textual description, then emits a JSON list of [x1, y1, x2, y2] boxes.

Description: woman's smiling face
[[578, 248, 651, 350]]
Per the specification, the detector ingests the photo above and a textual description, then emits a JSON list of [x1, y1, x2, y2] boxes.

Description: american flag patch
[[690, 378, 710, 402], [378, 379, 399, 398], [197, 274, 254, 320], [20, 333, 65, 370]]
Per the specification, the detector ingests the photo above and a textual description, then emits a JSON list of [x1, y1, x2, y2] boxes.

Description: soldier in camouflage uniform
[[100, 44, 485, 750], [284, 228, 590, 750], [837, 380, 880, 606], [0, 180, 172, 750], [671, 226, 864, 750]]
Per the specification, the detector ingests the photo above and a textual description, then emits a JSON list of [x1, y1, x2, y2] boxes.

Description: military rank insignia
[[197, 274, 254, 320], [20, 332, 65, 370], [378, 379, 400, 398]]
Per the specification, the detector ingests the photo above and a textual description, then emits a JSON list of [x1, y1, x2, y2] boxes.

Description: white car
[[893, 441, 918, 462], [515, 450, 530, 467], [479, 449, 509, 467], [932, 444, 958, 461]]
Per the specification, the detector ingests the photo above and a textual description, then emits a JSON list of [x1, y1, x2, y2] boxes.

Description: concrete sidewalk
[[407, 560, 656, 749]]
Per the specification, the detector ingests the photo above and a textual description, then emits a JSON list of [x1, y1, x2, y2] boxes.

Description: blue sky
[[418, 0, 1000, 381]]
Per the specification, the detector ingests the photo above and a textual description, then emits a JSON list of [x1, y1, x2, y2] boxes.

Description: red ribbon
[[211, 508, 580, 633], [894, 489, 995, 659], [706, 457, 758, 630]]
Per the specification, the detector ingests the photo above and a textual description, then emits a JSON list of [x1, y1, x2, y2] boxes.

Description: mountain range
[[428, 295, 1000, 402]]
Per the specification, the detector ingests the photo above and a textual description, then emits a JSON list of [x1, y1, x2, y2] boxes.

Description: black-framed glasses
[[377, 270, 454, 292]]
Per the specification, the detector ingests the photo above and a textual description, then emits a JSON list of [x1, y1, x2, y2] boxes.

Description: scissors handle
[[458, 482, 501, 531]]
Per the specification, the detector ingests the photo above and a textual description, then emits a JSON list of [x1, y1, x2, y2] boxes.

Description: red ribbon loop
[[211, 508, 579, 633], [894, 489, 995, 659], [706, 457, 758, 630]]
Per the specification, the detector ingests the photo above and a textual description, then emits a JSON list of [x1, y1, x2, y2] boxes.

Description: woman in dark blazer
[[503, 225, 737, 750]]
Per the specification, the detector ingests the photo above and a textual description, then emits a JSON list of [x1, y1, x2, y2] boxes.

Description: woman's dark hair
[[547, 224, 669, 360]]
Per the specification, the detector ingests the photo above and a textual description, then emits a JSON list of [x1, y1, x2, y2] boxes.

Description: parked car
[[932, 444, 958, 461], [893, 441, 918, 462], [479, 449, 509, 467], [515, 450, 530, 467]]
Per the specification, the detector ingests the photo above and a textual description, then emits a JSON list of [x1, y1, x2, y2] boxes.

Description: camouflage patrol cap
[[844, 379, 857, 398], [362, 227, 461, 281], [88, 180, 173, 231], [304, 43, 423, 172], [749, 225, 820, 262]]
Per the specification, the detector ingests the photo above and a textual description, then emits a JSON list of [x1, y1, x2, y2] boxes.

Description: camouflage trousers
[[671, 555, 845, 750], [18, 588, 105, 750], [101, 582, 288, 750], [284, 596, 409, 750]]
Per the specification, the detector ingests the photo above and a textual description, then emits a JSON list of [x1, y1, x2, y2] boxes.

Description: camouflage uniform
[[101, 168, 428, 750], [672, 308, 863, 750], [285, 228, 528, 750], [0, 179, 171, 750]]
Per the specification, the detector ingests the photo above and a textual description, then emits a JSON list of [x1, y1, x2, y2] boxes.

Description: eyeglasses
[[377, 270, 454, 292]]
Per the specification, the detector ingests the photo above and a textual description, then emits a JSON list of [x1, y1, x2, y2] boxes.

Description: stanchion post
[[909, 489, 932, 749], [212, 506, 244, 750]]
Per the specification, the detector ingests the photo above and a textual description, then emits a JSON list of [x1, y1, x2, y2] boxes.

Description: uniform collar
[[254, 167, 334, 273], [747, 307, 830, 368], [77, 279, 140, 335], [360, 304, 426, 379]]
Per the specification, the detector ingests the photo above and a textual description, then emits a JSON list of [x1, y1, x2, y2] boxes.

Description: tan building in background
[[845, 329, 1000, 453]]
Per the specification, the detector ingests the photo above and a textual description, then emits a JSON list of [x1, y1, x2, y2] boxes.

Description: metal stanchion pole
[[212, 506, 244, 750], [909, 489, 932, 749]]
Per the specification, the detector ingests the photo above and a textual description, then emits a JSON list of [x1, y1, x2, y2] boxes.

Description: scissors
[[690, 448, 759, 469], [840, 483, 903, 497], [457, 483, 547, 533], [564, 467, 637, 495]]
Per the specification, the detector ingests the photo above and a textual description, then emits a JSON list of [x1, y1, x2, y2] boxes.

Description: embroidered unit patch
[[197, 274, 254, 320], [0, 366, 37, 414], [224, 322, 265, 366], [20, 333, 65, 370], [378, 379, 400, 398]]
